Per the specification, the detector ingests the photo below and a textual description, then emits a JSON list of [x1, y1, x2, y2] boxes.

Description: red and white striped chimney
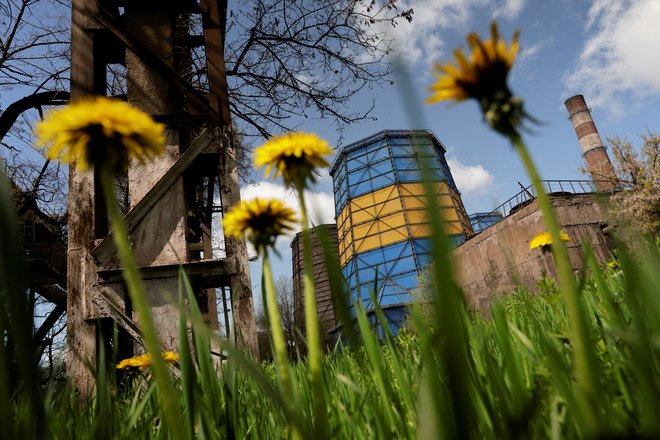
[[564, 94, 618, 191]]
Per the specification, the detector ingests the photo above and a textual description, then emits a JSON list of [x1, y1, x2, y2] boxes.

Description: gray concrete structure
[[452, 193, 612, 311]]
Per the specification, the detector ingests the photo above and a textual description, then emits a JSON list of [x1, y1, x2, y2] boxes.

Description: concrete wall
[[452, 194, 613, 311]]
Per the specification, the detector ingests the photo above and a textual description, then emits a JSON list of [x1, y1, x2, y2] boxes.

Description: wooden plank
[[33, 304, 65, 345], [92, 128, 214, 261], [96, 258, 229, 283], [91, 292, 144, 348], [34, 284, 67, 306]]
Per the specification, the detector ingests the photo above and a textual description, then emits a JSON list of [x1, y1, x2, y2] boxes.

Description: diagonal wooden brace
[[91, 290, 144, 348], [92, 128, 214, 262]]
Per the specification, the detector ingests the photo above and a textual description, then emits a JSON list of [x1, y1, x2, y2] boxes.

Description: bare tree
[[1, 0, 70, 373], [1, 93, 69, 227], [1, 0, 70, 218], [255, 275, 300, 356], [225, 0, 412, 140], [274, 276, 297, 350], [606, 132, 660, 237], [33, 295, 67, 384], [0, 0, 69, 93]]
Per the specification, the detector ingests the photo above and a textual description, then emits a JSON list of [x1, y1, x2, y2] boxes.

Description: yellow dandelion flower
[[36, 97, 165, 172], [254, 132, 333, 188], [116, 351, 179, 370], [530, 230, 570, 252], [162, 351, 179, 363], [426, 22, 526, 137], [116, 353, 151, 370], [223, 198, 298, 252]]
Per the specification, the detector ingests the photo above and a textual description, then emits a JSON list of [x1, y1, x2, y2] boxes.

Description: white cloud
[[304, 191, 336, 226], [312, 167, 333, 188], [240, 179, 335, 227], [447, 156, 495, 195], [384, 0, 477, 65], [238, 180, 335, 259], [564, 0, 660, 113], [241, 181, 298, 211], [380, 0, 526, 66], [517, 37, 553, 65], [494, 0, 525, 19]]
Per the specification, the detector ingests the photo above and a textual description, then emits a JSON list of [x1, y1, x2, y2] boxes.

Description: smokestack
[[564, 94, 618, 191]]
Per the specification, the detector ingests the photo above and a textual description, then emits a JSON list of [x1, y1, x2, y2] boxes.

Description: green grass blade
[[314, 225, 359, 349], [179, 267, 222, 421], [178, 275, 196, 439], [0, 170, 45, 439], [93, 330, 113, 440]]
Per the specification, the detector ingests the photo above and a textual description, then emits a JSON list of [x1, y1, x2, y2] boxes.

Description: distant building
[[455, 192, 614, 311], [291, 224, 339, 347], [329, 130, 472, 332], [469, 212, 504, 234]]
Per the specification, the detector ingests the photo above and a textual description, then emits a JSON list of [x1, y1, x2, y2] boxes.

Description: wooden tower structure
[[69, 0, 258, 394]]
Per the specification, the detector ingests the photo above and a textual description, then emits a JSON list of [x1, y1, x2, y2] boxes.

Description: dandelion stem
[[262, 250, 301, 438], [511, 134, 600, 432], [99, 166, 184, 440], [295, 186, 328, 437]]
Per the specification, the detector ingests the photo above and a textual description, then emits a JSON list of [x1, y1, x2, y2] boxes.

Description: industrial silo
[[291, 224, 339, 347], [469, 211, 504, 234], [329, 130, 473, 331]]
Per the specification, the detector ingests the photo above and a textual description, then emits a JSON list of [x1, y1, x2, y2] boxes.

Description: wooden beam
[[33, 304, 65, 346], [92, 128, 214, 261], [96, 259, 229, 284], [91, 292, 144, 348], [95, 8, 212, 114], [34, 284, 67, 306], [68, 0, 105, 398]]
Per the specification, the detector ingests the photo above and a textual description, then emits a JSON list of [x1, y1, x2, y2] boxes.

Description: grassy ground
[[4, 231, 660, 438]]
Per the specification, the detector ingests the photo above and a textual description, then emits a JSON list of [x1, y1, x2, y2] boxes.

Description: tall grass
[[4, 235, 659, 439]]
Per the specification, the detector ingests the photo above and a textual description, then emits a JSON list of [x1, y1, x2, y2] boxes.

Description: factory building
[[292, 96, 621, 336], [329, 130, 473, 330]]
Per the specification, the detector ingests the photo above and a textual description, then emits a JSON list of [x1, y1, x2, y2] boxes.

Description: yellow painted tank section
[[337, 182, 471, 265], [350, 186, 402, 221], [337, 207, 353, 265]]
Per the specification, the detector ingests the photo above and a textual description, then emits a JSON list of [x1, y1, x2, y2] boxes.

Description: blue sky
[[244, 0, 660, 296]]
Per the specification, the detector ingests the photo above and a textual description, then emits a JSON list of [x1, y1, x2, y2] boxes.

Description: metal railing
[[477, 180, 608, 233]]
